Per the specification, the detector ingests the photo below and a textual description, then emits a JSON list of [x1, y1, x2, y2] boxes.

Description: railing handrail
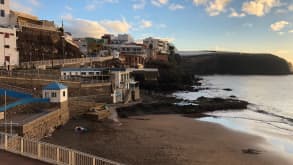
[[0, 132, 122, 165]]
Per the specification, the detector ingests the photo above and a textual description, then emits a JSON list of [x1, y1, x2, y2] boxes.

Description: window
[[63, 91, 66, 97], [0, 0, 4, 5], [51, 92, 57, 98], [0, 10, 5, 17], [4, 45, 9, 48]]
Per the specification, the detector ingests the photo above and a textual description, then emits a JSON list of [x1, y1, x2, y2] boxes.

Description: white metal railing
[[20, 56, 113, 67], [0, 132, 122, 165]]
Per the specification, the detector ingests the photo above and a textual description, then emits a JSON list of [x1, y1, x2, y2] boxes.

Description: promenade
[[0, 150, 48, 165]]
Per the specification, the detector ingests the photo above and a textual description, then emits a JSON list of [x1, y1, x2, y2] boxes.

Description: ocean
[[173, 75, 293, 157]]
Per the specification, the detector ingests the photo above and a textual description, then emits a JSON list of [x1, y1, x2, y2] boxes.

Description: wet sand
[[44, 115, 291, 165]]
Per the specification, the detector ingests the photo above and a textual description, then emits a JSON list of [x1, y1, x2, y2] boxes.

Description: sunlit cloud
[[140, 20, 153, 28], [270, 21, 289, 31], [229, 8, 246, 18], [242, 0, 280, 17], [193, 0, 231, 16], [151, 0, 168, 7], [85, 0, 119, 11], [132, 0, 146, 10], [169, 4, 185, 11]]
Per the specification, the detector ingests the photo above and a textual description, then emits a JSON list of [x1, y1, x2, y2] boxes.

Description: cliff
[[179, 52, 291, 75]]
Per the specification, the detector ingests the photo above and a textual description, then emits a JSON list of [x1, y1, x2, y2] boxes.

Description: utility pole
[[4, 90, 7, 133]]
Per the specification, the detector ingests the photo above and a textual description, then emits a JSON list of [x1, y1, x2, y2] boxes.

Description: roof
[[43, 82, 67, 90]]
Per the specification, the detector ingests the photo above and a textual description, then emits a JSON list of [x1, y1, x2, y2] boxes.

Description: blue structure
[[0, 88, 49, 112], [43, 82, 68, 90]]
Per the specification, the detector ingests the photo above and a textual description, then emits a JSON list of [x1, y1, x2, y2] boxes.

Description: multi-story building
[[143, 37, 170, 62], [0, 27, 19, 68], [0, 0, 19, 69], [102, 34, 134, 45], [119, 43, 147, 67], [74, 37, 107, 57], [1, 0, 81, 66], [0, 0, 10, 26]]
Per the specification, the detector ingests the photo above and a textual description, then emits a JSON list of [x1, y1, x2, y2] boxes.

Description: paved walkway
[[0, 150, 49, 165]]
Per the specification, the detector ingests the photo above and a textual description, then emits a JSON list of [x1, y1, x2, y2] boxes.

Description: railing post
[[92, 157, 96, 165], [57, 147, 60, 163], [71, 151, 75, 165], [20, 138, 24, 154], [38, 143, 41, 158], [4, 134, 8, 150]]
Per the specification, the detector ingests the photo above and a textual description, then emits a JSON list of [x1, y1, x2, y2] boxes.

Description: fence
[[0, 132, 122, 165], [20, 56, 113, 68]]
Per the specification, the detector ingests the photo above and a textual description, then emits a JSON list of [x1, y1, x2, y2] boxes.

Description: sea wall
[[18, 102, 69, 140]]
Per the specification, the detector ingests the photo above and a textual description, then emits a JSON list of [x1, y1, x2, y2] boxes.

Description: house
[[143, 37, 170, 61], [42, 82, 68, 103], [60, 68, 111, 82]]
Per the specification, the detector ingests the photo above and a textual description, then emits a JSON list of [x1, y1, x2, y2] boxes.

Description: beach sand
[[44, 114, 291, 165]]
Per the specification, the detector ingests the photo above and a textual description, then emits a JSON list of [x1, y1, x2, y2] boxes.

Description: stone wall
[[18, 102, 69, 140]]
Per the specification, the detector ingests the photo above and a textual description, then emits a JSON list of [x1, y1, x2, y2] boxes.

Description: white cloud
[[270, 21, 289, 31], [193, 0, 231, 16], [132, 0, 146, 10], [242, 0, 280, 17], [10, 1, 33, 14], [289, 30, 293, 33], [27, 0, 40, 7], [151, 0, 168, 7], [85, 0, 119, 11], [62, 14, 131, 38], [289, 4, 293, 11], [101, 18, 132, 33], [140, 20, 153, 28], [169, 4, 185, 11], [229, 8, 246, 17]]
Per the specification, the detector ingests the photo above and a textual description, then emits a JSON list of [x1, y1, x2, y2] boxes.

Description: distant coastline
[[177, 51, 292, 75]]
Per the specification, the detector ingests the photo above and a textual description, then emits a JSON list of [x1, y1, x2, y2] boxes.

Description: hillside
[[179, 52, 292, 75]]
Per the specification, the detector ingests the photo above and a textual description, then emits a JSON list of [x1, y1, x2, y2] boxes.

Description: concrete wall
[[19, 102, 69, 140]]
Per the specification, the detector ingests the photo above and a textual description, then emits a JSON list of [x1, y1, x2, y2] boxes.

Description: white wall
[[0, 0, 10, 26], [42, 89, 68, 103], [0, 27, 19, 67]]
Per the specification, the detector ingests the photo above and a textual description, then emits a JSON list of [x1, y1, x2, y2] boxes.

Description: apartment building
[[143, 37, 170, 61]]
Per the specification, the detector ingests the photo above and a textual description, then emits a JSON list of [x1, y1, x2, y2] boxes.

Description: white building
[[0, 0, 10, 27], [111, 34, 134, 44], [42, 82, 68, 103], [143, 37, 170, 58], [60, 68, 105, 80], [0, 27, 19, 68]]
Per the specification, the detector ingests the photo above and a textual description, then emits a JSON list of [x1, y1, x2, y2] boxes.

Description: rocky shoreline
[[117, 93, 249, 118]]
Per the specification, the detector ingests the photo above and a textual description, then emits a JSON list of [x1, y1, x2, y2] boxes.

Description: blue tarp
[[0, 88, 32, 99], [0, 88, 49, 112], [0, 98, 50, 112]]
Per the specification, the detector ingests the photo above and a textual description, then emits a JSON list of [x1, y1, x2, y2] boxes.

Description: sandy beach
[[44, 114, 291, 165]]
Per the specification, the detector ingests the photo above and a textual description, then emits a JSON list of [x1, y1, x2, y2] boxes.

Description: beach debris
[[242, 148, 261, 155], [74, 126, 88, 133]]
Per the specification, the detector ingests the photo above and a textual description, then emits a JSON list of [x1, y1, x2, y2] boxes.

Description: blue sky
[[10, 0, 293, 62]]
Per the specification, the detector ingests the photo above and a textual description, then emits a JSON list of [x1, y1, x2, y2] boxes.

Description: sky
[[9, 0, 293, 62]]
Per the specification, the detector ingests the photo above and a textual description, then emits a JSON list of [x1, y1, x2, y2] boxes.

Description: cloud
[[193, 0, 231, 16], [243, 23, 253, 28], [10, 1, 33, 14], [85, 0, 119, 11], [270, 21, 289, 31], [65, 6, 73, 11], [140, 20, 153, 28], [289, 30, 293, 33], [27, 0, 40, 7], [151, 0, 168, 7], [101, 18, 132, 33], [169, 4, 185, 11], [289, 4, 293, 11], [62, 14, 131, 38], [229, 8, 246, 17], [242, 0, 280, 17], [132, 0, 146, 10]]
